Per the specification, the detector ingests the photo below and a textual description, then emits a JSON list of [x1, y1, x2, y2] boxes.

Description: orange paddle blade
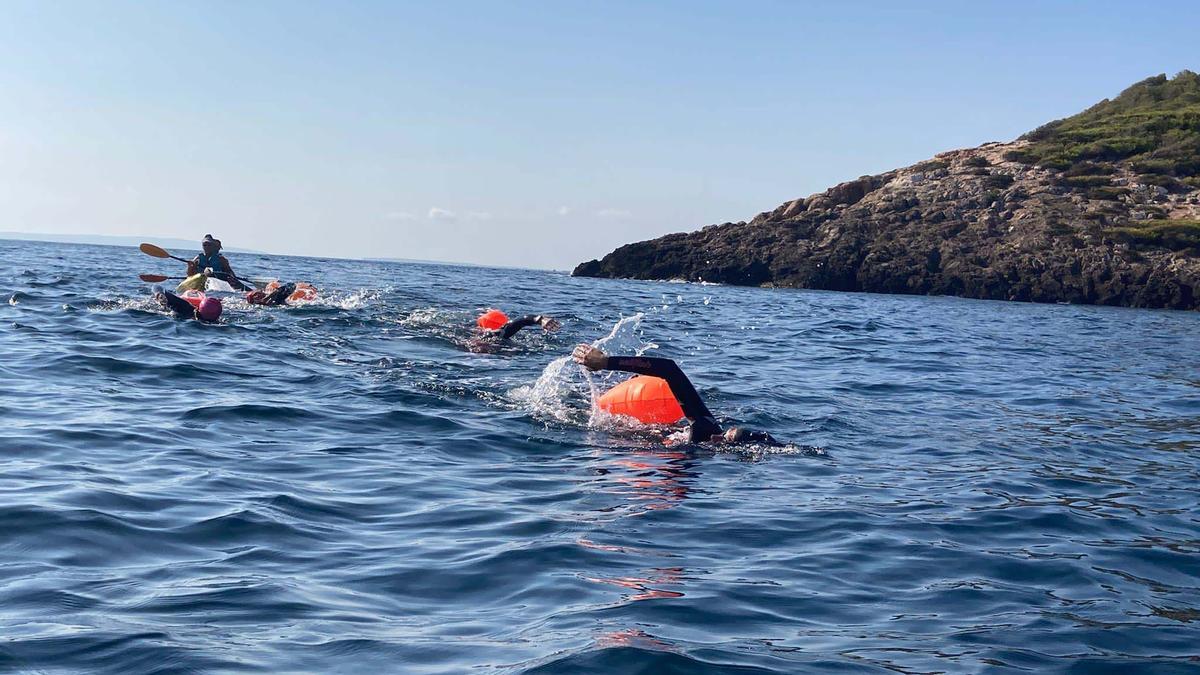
[[139, 243, 171, 258]]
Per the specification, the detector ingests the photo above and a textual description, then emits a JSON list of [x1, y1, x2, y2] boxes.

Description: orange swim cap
[[477, 309, 509, 330]]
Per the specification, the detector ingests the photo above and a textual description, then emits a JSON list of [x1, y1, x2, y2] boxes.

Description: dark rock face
[[573, 141, 1200, 310], [575, 72, 1200, 310]]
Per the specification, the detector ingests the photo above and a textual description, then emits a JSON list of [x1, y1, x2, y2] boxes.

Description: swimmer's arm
[[497, 316, 541, 340], [160, 290, 197, 319], [600, 355, 717, 423], [264, 282, 295, 306], [498, 315, 559, 340]]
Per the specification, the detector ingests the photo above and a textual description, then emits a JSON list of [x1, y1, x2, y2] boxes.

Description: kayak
[[176, 273, 207, 292], [206, 277, 236, 293], [175, 274, 241, 293]]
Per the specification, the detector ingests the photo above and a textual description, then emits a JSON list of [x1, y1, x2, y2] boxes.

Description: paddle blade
[[139, 243, 171, 258], [139, 273, 170, 282]]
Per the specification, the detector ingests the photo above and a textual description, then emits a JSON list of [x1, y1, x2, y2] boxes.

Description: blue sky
[[0, 1, 1196, 269]]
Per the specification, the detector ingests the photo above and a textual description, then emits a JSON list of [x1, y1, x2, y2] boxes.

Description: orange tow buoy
[[289, 282, 317, 302], [597, 375, 685, 424], [477, 309, 509, 330], [181, 289, 206, 309]]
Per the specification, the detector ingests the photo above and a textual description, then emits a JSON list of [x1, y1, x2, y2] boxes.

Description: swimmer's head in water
[[718, 427, 779, 446], [197, 297, 222, 322]]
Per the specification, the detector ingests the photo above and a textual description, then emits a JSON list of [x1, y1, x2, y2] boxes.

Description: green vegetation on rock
[[1006, 71, 1200, 175], [575, 71, 1200, 310], [1108, 219, 1200, 252]]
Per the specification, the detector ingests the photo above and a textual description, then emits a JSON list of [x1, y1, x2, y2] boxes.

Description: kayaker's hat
[[202, 234, 221, 250], [197, 297, 223, 322]]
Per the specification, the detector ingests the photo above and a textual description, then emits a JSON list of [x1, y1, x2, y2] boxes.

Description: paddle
[[139, 242, 192, 264], [139, 242, 262, 291], [139, 273, 273, 290]]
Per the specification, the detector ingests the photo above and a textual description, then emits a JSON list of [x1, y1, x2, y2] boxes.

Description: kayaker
[[187, 235, 249, 291], [572, 344, 782, 446], [154, 286, 222, 323]]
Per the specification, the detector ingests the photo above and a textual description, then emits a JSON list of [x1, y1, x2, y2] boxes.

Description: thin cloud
[[428, 207, 457, 220], [596, 208, 631, 219], [557, 206, 571, 216]]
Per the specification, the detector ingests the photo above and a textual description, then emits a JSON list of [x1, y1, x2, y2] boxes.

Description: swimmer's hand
[[572, 344, 608, 371], [538, 316, 561, 331]]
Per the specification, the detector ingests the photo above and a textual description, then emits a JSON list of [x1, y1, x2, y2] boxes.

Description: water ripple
[[0, 240, 1197, 673]]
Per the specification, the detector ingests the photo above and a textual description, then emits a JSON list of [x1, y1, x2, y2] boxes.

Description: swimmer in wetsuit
[[245, 282, 297, 306], [493, 315, 560, 340], [476, 309, 560, 340], [467, 311, 560, 353], [154, 287, 222, 323], [573, 344, 781, 446]]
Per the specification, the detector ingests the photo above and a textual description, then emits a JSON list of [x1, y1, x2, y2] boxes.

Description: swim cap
[[477, 309, 509, 330], [197, 297, 223, 322]]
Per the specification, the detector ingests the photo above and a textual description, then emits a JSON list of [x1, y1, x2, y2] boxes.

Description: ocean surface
[[1, 238, 1198, 674]]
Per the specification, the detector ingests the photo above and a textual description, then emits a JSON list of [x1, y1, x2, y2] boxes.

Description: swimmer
[[154, 286, 222, 323], [246, 282, 301, 306], [573, 344, 781, 446], [477, 309, 560, 341]]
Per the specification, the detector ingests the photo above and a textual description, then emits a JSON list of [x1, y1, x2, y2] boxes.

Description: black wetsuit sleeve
[[161, 291, 196, 319], [263, 283, 295, 306], [497, 315, 541, 340], [603, 356, 722, 440]]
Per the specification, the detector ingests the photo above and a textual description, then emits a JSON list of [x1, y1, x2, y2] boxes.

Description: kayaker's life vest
[[195, 252, 224, 272]]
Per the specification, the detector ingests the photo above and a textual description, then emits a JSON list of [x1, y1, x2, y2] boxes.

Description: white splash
[[511, 313, 656, 428]]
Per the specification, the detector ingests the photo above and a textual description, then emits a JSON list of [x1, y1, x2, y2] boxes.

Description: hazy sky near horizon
[[1, 1, 1196, 269]]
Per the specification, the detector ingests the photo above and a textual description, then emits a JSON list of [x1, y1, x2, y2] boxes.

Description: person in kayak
[[154, 287, 222, 323], [572, 344, 782, 446], [187, 234, 249, 291]]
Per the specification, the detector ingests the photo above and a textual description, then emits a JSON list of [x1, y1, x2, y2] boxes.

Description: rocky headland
[[573, 72, 1200, 310]]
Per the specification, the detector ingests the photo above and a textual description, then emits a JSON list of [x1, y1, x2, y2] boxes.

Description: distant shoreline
[[0, 232, 263, 254], [0, 233, 561, 273]]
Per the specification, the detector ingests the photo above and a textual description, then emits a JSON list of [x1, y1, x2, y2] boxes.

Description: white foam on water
[[511, 313, 660, 430]]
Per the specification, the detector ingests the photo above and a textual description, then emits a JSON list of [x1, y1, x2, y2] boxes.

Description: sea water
[[1, 239, 1198, 673]]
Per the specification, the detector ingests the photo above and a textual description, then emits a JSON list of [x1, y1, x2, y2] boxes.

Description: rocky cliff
[[573, 72, 1200, 310]]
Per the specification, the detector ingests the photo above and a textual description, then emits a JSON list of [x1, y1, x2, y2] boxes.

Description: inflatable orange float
[[477, 309, 509, 330], [597, 375, 685, 424]]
